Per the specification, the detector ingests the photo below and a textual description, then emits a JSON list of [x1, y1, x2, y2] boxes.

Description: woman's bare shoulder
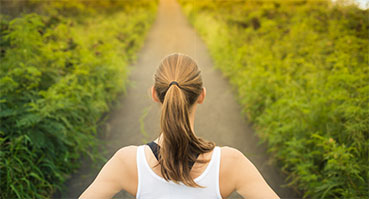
[[219, 146, 246, 160], [79, 145, 139, 198], [114, 145, 139, 195], [112, 145, 139, 173], [115, 145, 138, 161], [218, 146, 249, 176], [218, 146, 255, 175], [219, 146, 280, 198]]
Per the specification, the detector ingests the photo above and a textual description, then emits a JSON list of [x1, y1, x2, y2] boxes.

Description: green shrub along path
[[178, 0, 368, 198], [56, 0, 298, 198], [0, 1, 157, 198]]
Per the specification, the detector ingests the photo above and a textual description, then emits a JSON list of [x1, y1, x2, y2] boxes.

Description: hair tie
[[168, 81, 180, 88]]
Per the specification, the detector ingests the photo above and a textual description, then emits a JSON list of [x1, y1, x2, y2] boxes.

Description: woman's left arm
[[79, 146, 137, 199]]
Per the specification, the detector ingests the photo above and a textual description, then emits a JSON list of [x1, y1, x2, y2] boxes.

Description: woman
[[80, 53, 279, 199]]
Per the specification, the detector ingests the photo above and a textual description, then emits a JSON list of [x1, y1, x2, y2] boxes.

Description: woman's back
[[79, 53, 278, 199], [137, 144, 222, 198], [107, 143, 276, 199], [78, 139, 279, 199]]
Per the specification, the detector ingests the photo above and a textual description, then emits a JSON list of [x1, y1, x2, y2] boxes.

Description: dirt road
[[55, 0, 299, 198]]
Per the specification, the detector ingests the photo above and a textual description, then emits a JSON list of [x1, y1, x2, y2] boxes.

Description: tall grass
[[0, 1, 158, 198], [179, 0, 368, 198]]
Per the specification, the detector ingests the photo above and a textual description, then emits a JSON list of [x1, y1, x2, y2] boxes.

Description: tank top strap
[[147, 141, 160, 160], [146, 141, 200, 170]]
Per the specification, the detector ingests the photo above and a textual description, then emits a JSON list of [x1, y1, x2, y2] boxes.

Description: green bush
[[179, 0, 368, 198], [0, 1, 158, 198]]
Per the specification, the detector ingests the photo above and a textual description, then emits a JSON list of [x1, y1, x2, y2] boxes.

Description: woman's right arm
[[226, 147, 280, 199], [79, 146, 137, 199]]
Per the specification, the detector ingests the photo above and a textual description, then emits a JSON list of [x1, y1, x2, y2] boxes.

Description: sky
[[334, 0, 369, 9], [354, 0, 369, 9]]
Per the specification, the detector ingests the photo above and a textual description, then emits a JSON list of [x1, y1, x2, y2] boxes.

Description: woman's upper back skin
[[117, 145, 279, 199]]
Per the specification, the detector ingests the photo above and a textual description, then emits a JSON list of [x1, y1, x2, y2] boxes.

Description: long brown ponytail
[[153, 53, 215, 188]]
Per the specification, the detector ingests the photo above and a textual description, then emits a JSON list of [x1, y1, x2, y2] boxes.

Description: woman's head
[[153, 53, 204, 108], [152, 53, 215, 188]]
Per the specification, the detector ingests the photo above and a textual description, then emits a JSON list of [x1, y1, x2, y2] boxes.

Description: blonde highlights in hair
[[153, 53, 215, 188]]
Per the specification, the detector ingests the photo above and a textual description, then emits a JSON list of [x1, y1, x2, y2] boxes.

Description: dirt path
[[55, 0, 299, 198]]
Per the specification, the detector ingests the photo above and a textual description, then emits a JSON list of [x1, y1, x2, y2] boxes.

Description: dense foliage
[[0, 1, 157, 198], [179, 0, 368, 198]]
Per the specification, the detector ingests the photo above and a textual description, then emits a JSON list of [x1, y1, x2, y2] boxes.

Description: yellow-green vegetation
[[179, 0, 368, 198], [0, 1, 158, 198]]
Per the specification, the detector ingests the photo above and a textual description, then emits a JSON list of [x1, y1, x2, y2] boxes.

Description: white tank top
[[136, 145, 222, 199]]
